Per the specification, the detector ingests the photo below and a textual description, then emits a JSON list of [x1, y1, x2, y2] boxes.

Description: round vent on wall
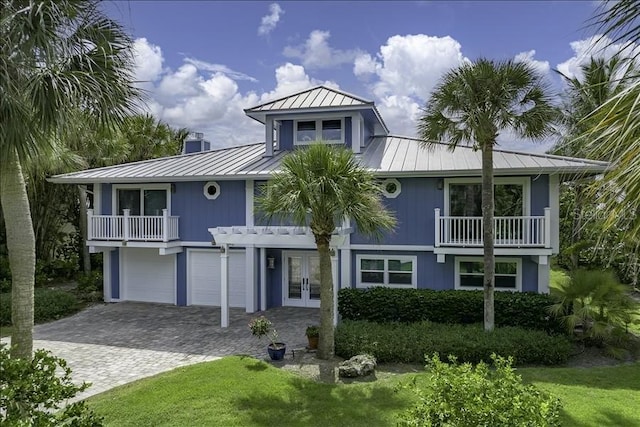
[[381, 178, 401, 198], [204, 182, 221, 200]]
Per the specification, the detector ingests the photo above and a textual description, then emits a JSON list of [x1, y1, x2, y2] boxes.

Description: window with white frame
[[455, 257, 522, 291], [114, 186, 169, 216], [295, 118, 344, 144], [356, 255, 417, 288], [445, 177, 530, 217]]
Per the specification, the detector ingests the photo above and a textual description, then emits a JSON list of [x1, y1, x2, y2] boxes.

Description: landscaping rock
[[338, 354, 376, 378]]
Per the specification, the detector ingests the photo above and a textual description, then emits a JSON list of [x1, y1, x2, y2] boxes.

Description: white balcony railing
[[434, 207, 550, 248], [87, 209, 179, 242]]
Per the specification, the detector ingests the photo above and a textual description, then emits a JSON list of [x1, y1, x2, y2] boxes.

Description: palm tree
[[418, 59, 556, 331], [582, 0, 640, 240], [256, 144, 396, 359], [0, 0, 139, 358]]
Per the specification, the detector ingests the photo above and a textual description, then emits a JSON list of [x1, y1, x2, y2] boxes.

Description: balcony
[[87, 209, 179, 243], [434, 208, 551, 248]]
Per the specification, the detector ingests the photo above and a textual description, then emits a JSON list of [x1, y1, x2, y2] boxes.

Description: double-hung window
[[455, 257, 521, 291], [356, 255, 417, 288], [295, 118, 344, 144]]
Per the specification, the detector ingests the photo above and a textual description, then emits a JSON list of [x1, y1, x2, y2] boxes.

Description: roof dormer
[[244, 85, 388, 157]]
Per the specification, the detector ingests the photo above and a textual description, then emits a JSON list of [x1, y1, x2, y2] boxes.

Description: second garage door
[[188, 249, 246, 308]]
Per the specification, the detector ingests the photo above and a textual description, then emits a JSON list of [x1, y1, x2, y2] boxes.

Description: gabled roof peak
[[244, 85, 373, 113]]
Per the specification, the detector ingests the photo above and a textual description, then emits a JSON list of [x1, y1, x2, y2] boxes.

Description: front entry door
[[283, 252, 321, 308]]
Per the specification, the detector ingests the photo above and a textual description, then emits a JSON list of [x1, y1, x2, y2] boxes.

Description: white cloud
[[283, 30, 362, 69], [132, 37, 164, 84], [258, 3, 283, 36], [556, 35, 640, 79], [514, 50, 550, 75], [353, 34, 468, 137], [184, 58, 257, 82]]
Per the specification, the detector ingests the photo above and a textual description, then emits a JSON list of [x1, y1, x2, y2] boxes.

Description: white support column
[[434, 208, 441, 248], [549, 174, 560, 253], [331, 248, 339, 326], [87, 209, 94, 240], [260, 247, 267, 311], [245, 245, 257, 313], [162, 209, 169, 242], [264, 117, 274, 157], [245, 180, 254, 227], [544, 207, 551, 249], [340, 248, 351, 289], [123, 209, 130, 242], [103, 249, 111, 302], [351, 113, 362, 154], [220, 244, 230, 327], [93, 184, 102, 214], [538, 260, 550, 294]]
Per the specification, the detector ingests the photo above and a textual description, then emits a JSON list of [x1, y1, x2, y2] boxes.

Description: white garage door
[[188, 249, 246, 308], [121, 248, 175, 304]]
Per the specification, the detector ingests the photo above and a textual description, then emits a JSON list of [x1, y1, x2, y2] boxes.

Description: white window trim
[[204, 181, 221, 200], [112, 184, 171, 216], [454, 256, 522, 292], [294, 117, 345, 145], [356, 254, 417, 289], [443, 177, 531, 216], [381, 178, 402, 198]]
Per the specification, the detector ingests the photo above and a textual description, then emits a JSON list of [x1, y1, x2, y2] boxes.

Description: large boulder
[[338, 354, 377, 378]]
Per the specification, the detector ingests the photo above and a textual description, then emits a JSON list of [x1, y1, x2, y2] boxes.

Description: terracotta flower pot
[[307, 336, 319, 350]]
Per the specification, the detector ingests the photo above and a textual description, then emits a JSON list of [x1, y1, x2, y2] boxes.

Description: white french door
[[283, 252, 321, 308]]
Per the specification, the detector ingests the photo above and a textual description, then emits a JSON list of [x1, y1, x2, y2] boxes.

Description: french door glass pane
[[288, 257, 302, 299], [144, 190, 167, 216], [449, 184, 524, 217], [117, 189, 141, 215], [308, 257, 321, 300]]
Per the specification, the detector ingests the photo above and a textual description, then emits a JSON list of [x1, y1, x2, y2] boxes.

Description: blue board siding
[[101, 184, 112, 215], [351, 177, 442, 246], [279, 120, 294, 151], [530, 175, 549, 215], [266, 249, 282, 308], [176, 251, 187, 306], [111, 249, 119, 299], [521, 257, 538, 292], [172, 181, 246, 242]]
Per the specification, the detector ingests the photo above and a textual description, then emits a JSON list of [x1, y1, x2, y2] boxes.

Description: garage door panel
[[122, 248, 175, 304], [188, 250, 246, 308]]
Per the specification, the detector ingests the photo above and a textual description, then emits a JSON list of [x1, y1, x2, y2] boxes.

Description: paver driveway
[[10, 302, 319, 400]]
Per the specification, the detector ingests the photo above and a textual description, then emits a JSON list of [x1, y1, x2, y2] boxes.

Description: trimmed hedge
[[0, 288, 79, 326], [338, 287, 564, 334], [335, 320, 572, 365]]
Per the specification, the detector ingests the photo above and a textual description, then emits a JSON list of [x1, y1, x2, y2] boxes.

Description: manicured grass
[[520, 364, 640, 427], [88, 356, 412, 427], [88, 356, 640, 427]]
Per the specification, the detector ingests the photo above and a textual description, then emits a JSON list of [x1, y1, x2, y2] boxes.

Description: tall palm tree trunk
[[316, 235, 335, 359], [0, 148, 35, 358], [78, 185, 91, 274], [482, 144, 495, 332]]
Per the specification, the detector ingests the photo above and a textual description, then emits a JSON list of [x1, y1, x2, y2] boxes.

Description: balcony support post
[[434, 208, 441, 247], [123, 209, 130, 242], [87, 209, 94, 240], [544, 208, 551, 248], [162, 209, 169, 242]]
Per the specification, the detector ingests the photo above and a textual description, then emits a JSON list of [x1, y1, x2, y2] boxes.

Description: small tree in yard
[[256, 143, 396, 359]]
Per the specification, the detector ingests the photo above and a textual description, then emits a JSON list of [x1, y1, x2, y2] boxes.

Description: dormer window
[[295, 118, 344, 145]]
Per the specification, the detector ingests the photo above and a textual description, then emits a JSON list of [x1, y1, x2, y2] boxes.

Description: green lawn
[[88, 356, 640, 427]]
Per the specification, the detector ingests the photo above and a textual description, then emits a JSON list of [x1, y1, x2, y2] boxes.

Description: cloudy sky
[[103, 1, 616, 153]]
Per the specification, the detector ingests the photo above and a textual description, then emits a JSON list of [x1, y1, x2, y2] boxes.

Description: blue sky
[[102, 1, 614, 152]]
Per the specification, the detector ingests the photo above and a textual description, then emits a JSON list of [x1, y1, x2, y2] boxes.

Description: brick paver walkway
[[3, 303, 319, 400]]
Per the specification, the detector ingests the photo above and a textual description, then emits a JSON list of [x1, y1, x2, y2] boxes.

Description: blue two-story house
[[51, 85, 607, 327]]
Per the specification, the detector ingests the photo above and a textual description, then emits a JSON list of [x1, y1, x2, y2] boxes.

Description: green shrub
[[550, 269, 639, 356], [76, 270, 104, 302], [0, 344, 103, 426], [338, 287, 564, 334], [0, 278, 10, 294], [0, 288, 80, 326], [398, 354, 562, 427], [335, 320, 572, 365]]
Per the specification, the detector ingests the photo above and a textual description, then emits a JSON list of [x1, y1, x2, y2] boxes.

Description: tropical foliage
[[417, 58, 556, 331], [256, 143, 396, 359], [0, 0, 138, 358]]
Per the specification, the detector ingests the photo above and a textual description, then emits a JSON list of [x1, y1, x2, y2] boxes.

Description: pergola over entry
[[208, 226, 352, 327]]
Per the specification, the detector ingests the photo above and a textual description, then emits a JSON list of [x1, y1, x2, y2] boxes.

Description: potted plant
[[305, 325, 319, 350], [248, 316, 286, 360]]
